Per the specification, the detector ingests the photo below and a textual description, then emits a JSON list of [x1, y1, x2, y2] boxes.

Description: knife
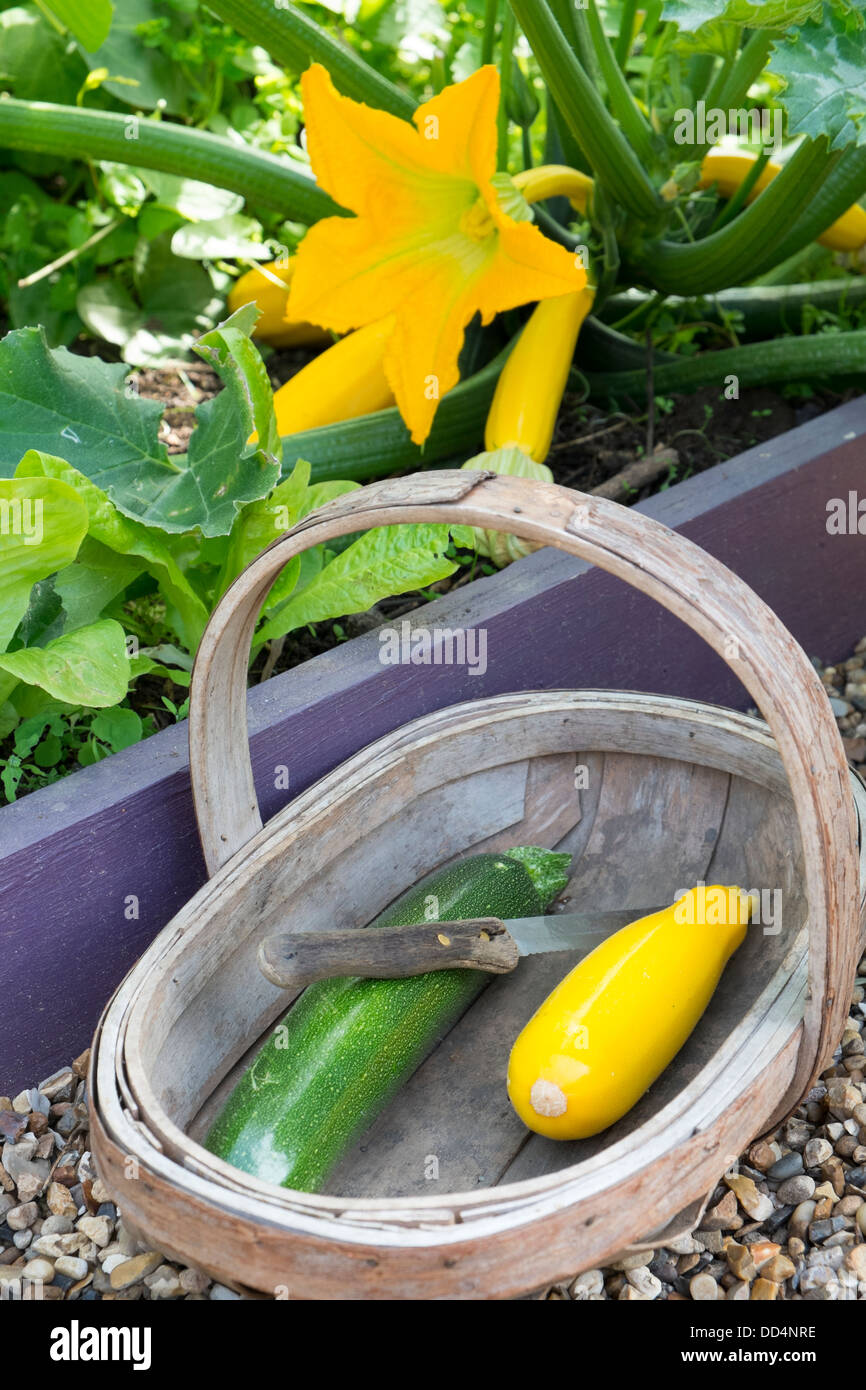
[[257, 906, 667, 990]]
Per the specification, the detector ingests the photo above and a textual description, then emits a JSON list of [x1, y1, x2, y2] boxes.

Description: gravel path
[[2, 642, 866, 1302]]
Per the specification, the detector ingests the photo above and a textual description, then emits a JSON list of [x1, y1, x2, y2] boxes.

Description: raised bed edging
[[3, 397, 866, 1091]]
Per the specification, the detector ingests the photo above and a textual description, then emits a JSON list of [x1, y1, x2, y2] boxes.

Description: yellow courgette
[[484, 287, 595, 462], [507, 885, 753, 1140], [271, 316, 395, 436], [700, 152, 866, 253], [227, 260, 331, 347]]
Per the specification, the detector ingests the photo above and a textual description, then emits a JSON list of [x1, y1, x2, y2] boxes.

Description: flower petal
[[382, 258, 493, 446], [412, 66, 500, 187], [301, 63, 466, 229], [474, 209, 588, 320]]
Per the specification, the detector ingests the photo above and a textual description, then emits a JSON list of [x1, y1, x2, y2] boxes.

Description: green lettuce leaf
[[0, 618, 130, 707], [15, 451, 208, 651], [0, 476, 88, 652], [255, 523, 460, 647]]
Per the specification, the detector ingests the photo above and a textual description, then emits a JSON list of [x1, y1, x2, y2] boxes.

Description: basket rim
[[91, 688, 860, 1246]]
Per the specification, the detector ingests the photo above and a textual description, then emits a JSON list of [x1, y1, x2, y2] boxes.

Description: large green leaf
[[0, 325, 174, 489], [663, 0, 823, 28], [0, 476, 88, 652], [0, 322, 281, 537], [77, 243, 223, 366], [219, 459, 359, 597], [15, 451, 209, 650], [255, 523, 459, 645], [770, 10, 866, 147], [0, 6, 85, 103], [80, 0, 188, 111], [0, 618, 130, 706], [41, 0, 113, 51], [53, 537, 143, 632], [134, 171, 244, 221]]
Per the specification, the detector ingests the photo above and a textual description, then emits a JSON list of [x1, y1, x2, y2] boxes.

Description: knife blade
[[257, 905, 667, 991]]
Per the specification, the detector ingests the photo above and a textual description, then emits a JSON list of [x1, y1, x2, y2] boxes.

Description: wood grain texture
[[5, 401, 866, 1091], [187, 469, 859, 1107], [89, 684, 866, 1297]]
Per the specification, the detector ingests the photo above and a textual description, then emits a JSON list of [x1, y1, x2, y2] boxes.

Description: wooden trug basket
[[90, 471, 866, 1299]]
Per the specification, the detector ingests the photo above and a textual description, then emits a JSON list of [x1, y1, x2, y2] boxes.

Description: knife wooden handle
[[257, 918, 520, 990]]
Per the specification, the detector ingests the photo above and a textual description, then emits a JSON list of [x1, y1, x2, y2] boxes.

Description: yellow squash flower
[[287, 63, 587, 445]]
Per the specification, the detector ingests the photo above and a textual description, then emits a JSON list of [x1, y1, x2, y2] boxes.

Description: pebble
[[101, 1252, 128, 1275], [804, 1137, 834, 1168], [570, 1268, 604, 1299], [46, 1182, 77, 1218], [809, 1216, 849, 1242], [12, 1230, 31, 1250], [689, 1272, 720, 1300], [6, 1201, 38, 1231], [0, 1112, 28, 1144], [799, 1266, 838, 1300], [109, 1252, 162, 1290], [750, 1277, 778, 1300], [830, 697, 853, 717], [858, 1205, 866, 1237], [845, 1245, 866, 1279], [209, 1283, 243, 1300], [784, 1118, 813, 1150], [41, 1215, 74, 1236], [22, 1257, 54, 1283], [626, 1265, 662, 1299], [748, 1141, 781, 1171], [11, 1092, 31, 1114], [789, 1200, 817, 1241], [726, 1281, 750, 1301], [777, 1175, 816, 1205], [767, 1152, 804, 1181], [77, 1215, 112, 1247], [725, 1243, 757, 1281], [31, 1232, 87, 1258], [761, 1254, 796, 1282], [826, 1079, 862, 1119], [724, 1173, 774, 1221], [55, 1255, 89, 1279], [700, 1189, 739, 1230], [144, 1264, 184, 1299]]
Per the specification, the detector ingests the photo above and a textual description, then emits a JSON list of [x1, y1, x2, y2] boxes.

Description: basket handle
[[188, 469, 859, 1107]]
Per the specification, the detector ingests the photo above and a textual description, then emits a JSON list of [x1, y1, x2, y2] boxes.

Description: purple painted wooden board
[[2, 397, 866, 1091]]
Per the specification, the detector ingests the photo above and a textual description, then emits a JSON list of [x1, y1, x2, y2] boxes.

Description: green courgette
[[205, 846, 571, 1193]]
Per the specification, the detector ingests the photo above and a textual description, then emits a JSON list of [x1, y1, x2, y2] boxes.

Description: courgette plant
[[2, 0, 865, 476]]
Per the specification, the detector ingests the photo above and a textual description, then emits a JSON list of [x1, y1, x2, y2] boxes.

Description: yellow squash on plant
[[227, 261, 330, 347], [507, 885, 753, 1140], [700, 151, 866, 253], [270, 316, 395, 436]]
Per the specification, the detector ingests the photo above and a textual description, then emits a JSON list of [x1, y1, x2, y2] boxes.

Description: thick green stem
[[615, 0, 640, 67], [0, 97, 341, 221], [636, 138, 837, 295], [710, 147, 771, 232], [481, 0, 499, 64], [579, 2, 656, 168], [584, 329, 866, 400], [497, 5, 516, 168], [601, 279, 866, 339], [288, 348, 511, 484], [703, 26, 743, 112], [714, 30, 775, 113], [204, 0, 415, 118], [755, 144, 866, 274], [509, 0, 660, 218]]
